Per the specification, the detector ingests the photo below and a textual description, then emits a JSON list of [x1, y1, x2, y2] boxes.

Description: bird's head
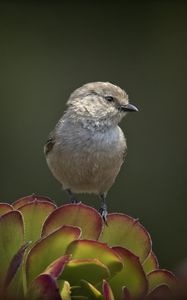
[[67, 82, 138, 127]]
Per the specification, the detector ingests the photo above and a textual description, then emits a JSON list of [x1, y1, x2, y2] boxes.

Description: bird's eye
[[105, 96, 114, 102]]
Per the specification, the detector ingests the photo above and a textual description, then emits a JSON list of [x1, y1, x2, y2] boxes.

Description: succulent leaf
[[0, 210, 24, 292], [42, 203, 103, 240], [27, 274, 62, 300], [146, 284, 172, 300], [100, 213, 151, 263], [18, 200, 56, 243], [27, 256, 71, 300], [43, 255, 71, 278], [80, 280, 103, 299], [4, 242, 31, 290], [122, 287, 132, 300], [0, 203, 13, 216], [26, 225, 81, 285], [66, 240, 123, 276], [0, 196, 178, 300], [147, 269, 177, 293], [143, 251, 159, 274], [61, 258, 110, 286], [103, 280, 115, 300], [59, 280, 71, 300], [12, 194, 54, 210], [110, 247, 148, 299]]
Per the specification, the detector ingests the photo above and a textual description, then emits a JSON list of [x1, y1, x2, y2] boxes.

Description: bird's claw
[[99, 207, 108, 226], [71, 199, 80, 204]]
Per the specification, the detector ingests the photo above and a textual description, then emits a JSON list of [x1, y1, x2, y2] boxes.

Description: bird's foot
[[65, 189, 81, 204], [71, 198, 80, 204], [99, 204, 108, 226]]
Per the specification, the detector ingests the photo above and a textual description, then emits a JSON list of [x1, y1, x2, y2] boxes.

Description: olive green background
[[0, 1, 186, 271]]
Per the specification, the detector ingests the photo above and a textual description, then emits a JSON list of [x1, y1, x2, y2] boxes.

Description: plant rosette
[[0, 195, 177, 300]]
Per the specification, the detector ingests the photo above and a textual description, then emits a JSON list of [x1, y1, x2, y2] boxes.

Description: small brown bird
[[44, 82, 138, 222]]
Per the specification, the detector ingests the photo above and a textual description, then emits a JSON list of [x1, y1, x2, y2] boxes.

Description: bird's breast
[[47, 124, 127, 194], [61, 125, 126, 155]]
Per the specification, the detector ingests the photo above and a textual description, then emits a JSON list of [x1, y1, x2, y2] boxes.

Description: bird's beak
[[120, 103, 139, 112]]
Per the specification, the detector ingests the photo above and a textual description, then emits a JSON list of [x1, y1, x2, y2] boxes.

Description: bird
[[44, 82, 138, 222]]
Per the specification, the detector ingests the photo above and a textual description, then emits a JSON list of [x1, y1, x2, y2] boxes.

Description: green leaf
[[4, 242, 31, 290], [103, 280, 115, 300], [4, 242, 31, 300], [80, 280, 103, 299], [26, 225, 81, 286], [110, 247, 148, 300], [61, 258, 110, 285], [58, 280, 71, 300], [100, 213, 151, 263], [146, 284, 171, 299], [32, 257, 71, 299], [147, 269, 177, 293], [13, 194, 55, 209], [143, 251, 159, 274], [44, 255, 71, 278], [66, 240, 123, 276], [122, 287, 131, 300], [18, 200, 56, 243], [42, 203, 103, 240], [0, 211, 24, 292], [26, 274, 61, 300], [0, 203, 13, 216], [71, 297, 88, 299]]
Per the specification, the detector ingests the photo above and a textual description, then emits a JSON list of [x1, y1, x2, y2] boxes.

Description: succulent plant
[[0, 195, 177, 300]]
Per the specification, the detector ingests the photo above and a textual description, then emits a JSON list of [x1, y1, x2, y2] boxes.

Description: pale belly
[[46, 126, 126, 195]]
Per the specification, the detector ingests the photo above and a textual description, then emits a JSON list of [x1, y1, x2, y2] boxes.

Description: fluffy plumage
[[44, 82, 138, 220]]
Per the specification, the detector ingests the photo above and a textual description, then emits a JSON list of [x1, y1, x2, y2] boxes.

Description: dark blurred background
[[0, 1, 187, 271]]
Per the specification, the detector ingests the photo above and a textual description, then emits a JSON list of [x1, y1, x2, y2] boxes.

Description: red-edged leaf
[[12, 194, 55, 209], [26, 225, 81, 285], [27, 274, 61, 300], [122, 287, 131, 300], [147, 269, 177, 293], [0, 203, 13, 216], [103, 280, 115, 300], [42, 203, 103, 240], [110, 247, 148, 299], [146, 284, 172, 300], [44, 255, 71, 279], [61, 258, 110, 285], [100, 213, 152, 263], [143, 251, 159, 274], [80, 280, 103, 299], [18, 200, 56, 243], [4, 242, 31, 289], [0, 211, 24, 291], [66, 239, 122, 276]]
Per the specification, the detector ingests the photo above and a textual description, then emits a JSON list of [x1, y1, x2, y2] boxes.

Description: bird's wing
[[44, 135, 55, 155], [123, 147, 128, 161]]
